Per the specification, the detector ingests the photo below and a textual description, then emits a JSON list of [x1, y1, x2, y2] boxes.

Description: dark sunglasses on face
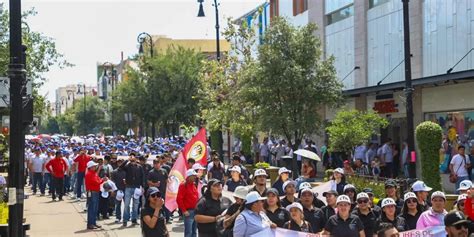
[[357, 199, 369, 204], [454, 223, 469, 230], [150, 193, 161, 198], [406, 199, 417, 204], [458, 202, 465, 207]]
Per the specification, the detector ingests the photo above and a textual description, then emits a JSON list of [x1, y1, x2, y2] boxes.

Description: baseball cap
[[254, 169, 268, 177], [192, 163, 206, 170], [228, 166, 242, 174], [334, 168, 344, 175], [411, 181, 433, 192], [404, 192, 417, 201], [343, 184, 356, 193], [381, 198, 396, 208], [457, 194, 467, 203], [146, 187, 161, 198], [133, 188, 143, 199], [266, 188, 279, 196], [356, 192, 369, 200], [323, 190, 338, 197], [431, 191, 446, 200], [245, 191, 267, 204], [362, 188, 374, 194], [299, 182, 312, 191], [300, 188, 313, 195], [282, 180, 297, 192], [457, 180, 473, 191], [444, 211, 470, 227], [286, 202, 303, 212], [86, 161, 98, 169], [185, 169, 198, 178], [336, 195, 351, 205], [278, 167, 291, 175], [233, 186, 248, 200], [385, 179, 397, 188]]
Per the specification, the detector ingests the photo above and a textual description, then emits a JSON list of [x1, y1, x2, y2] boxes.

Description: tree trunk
[[151, 121, 156, 142]]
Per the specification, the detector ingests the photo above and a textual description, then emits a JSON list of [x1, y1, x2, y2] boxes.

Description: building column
[[353, 0, 368, 90]]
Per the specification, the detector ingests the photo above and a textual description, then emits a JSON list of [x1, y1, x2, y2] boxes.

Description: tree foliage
[[416, 121, 443, 191], [326, 109, 389, 153], [56, 97, 107, 135]]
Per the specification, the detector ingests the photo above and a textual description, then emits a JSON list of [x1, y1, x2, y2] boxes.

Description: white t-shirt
[[451, 154, 470, 177]]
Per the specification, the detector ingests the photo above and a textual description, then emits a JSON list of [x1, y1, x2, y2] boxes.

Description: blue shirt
[[233, 209, 272, 237]]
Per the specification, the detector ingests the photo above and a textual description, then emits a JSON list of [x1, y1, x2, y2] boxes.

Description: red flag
[[182, 128, 208, 166]]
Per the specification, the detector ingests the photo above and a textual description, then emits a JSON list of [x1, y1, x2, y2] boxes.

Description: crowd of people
[[23, 135, 474, 237]]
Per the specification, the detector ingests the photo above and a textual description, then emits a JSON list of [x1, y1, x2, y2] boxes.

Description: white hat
[[233, 186, 248, 200], [185, 169, 198, 178], [133, 187, 143, 199], [229, 166, 242, 174], [300, 188, 313, 194], [192, 163, 206, 170], [286, 202, 303, 212], [299, 182, 312, 191], [86, 160, 98, 169], [381, 198, 396, 208], [431, 191, 446, 200], [254, 169, 268, 177], [404, 192, 417, 201], [336, 195, 351, 205], [457, 194, 467, 203], [101, 191, 109, 198], [457, 180, 473, 191], [245, 191, 267, 204], [116, 190, 124, 201], [356, 192, 369, 200], [343, 184, 356, 193], [411, 181, 433, 192], [278, 167, 292, 175], [334, 168, 344, 175], [283, 180, 297, 191]]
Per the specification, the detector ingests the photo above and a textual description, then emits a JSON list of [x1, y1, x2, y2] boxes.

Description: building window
[[327, 4, 354, 25], [270, 0, 279, 20], [293, 0, 308, 16], [369, 0, 390, 8]]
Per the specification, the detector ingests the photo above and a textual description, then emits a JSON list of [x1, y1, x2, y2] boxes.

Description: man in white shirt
[[450, 145, 471, 193], [354, 144, 367, 164], [381, 139, 393, 178], [29, 148, 46, 195]]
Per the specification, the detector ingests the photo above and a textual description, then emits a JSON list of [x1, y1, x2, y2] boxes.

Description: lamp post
[[102, 62, 115, 136], [197, 0, 221, 61], [77, 83, 87, 136], [137, 32, 155, 141]]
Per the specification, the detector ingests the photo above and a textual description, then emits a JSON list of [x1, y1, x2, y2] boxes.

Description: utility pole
[[402, 0, 416, 178], [8, 0, 26, 235]]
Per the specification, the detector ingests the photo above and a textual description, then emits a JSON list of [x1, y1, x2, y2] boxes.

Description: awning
[[343, 69, 474, 96]]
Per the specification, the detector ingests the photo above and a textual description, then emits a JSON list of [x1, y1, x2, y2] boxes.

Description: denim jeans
[[64, 175, 71, 193], [76, 172, 85, 198], [32, 173, 44, 194], [87, 191, 99, 226], [115, 199, 122, 221], [456, 176, 469, 194], [184, 209, 197, 237], [123, 187, 139, 223], [43, 173, 51, 193], [70, 172, 77, 194]]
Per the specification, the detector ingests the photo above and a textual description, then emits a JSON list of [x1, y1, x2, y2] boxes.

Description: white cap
[[356, 192, 369, 200], [283, 180, 297, 191], [254, 169, 268, 177], [404, 192, 417, 201], [116, 190, 124, 201], [336, 195, 351, 205], [299, 182, 312, 191], [343, 184, 356, 193], [133, 187, 143, 199], [233, 186, 248, 200], [245, 191, 267, 204], [381, 198, 396, 208], [457, 194, 468, 203], [457, 180, 473, 191], [431, 191, 446, 200], [300, 188, 313, 194], [411, 181, 433, 192], [86, 160, 98, 169], [192, 163, 206, 170], [101, 191, 109, 198], [334, 168, 344, 175], [186, 169, 198, 178], [278, 167, 292, 175], [286, 202, 303, 212], [229, 166, 242, 174]]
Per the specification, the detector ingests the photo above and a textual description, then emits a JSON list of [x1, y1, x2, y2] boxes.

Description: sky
[[10, 0, 263, 101]]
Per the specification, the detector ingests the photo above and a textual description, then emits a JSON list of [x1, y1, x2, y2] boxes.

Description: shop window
[[293, 0, 308, 16], [425, 110, 474, 146], [270, 0, 279, 20], [327, 4, 354, 25], [369, 0, 390, 8]]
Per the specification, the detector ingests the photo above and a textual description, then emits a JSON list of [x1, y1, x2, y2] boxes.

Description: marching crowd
[[23, 135, 474, 237]]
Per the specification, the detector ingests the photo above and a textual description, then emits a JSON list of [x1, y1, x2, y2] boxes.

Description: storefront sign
[[373, 100, 399, 114]]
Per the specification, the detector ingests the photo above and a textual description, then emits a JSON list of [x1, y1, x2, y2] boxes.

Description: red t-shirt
[[45, 157, 68, 178], [74, 154, 91, 173], [85, 169, 102, 192], [176, 181, 199, 212]]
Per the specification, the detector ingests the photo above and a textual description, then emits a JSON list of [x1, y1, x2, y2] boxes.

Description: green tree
[[57, 97, 107, 135], [416, 121, 443, 191], [326, 109, 389, 155], [40, 116, 60, 134]]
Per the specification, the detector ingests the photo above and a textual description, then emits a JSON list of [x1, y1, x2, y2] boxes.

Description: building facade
[[54, 84, 96, 116]]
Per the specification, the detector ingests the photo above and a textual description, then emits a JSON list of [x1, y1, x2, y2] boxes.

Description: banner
[[182, 128, 208, 166], [399, 226, 446, 237]]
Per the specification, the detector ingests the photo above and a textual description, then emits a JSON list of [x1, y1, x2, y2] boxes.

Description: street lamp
[[77, 83, 87, 136], [102, 61, 115, 136], [197, 0, 221, 61], [137, 32, 155, 141]]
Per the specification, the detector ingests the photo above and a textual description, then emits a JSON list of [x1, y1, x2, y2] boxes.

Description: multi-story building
[[54, 84, 97, 116]]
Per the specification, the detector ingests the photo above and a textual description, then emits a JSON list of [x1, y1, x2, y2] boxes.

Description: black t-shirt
[[272, 179, 285, 196], [209, 166, 225, 182], [352, 208, 378, 237], [147, 168, 168, 194], [376, 214, 408, 232], [265, 207, 290, 228], [141, 206, 168, 237], [400, 212, 421, 230], [283, 220, 313, 233], [195, 196, 232, 236], [225, 203, 243, 230], [325, 214, 364, 237], [302, 205, 323, 233], [280, 196, 300, 208], [250, 186, 268, 197], [225, 179, 247, 192], [316, 205, 336, 231]]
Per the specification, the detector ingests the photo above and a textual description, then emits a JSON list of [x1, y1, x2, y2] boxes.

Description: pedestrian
[[233, 191, 275, 237], [272, 167, 291, 196], [283, 202, 313, 233], [376, 223, 399, 237], [416, 191, 447, 229], [453, 194, 467, 213], [352, 192, 378, 237], [42, 149, 53, 195], [208, 156, 225, 182], [329, 168, 346, 195], [399, 192, 422, 230], [195, 179, 232, 237], [120, 153, 145, 227], [378, 179, 403, 215], [444, 211, 469, 237], [381, 138, 394, 178], [450, 145, 471, 193], [354, 159, 370, 176], [85, 160, 104, 230], [322, 195, 365, 237], [343, 160, 354, 176], [45, 150, 68, 201], [111, 157, 126, 224], [141, 187, 169, 237], [316, 190, 338, 232], [376, 198, 408, 232], [411, 180, 432, 211], [74, 147, 91, 200], [177, 169, 199, 237], [280, 180, 299, 208], [343, 184, 357, 211], [147, 158, 170, 223], [259, 137, 270, 163], [222, 186, 248, 235], [457, 180, 472, 195], [363, 188, 382, 215], [264, 188, 290, 228], [98, 180, 117, 219], [29, 147, 45, 196], [250, 169, 268, 197], [225, 155, 249, 183], [223, 166, 246, 193], [298, 185, 322, 233]]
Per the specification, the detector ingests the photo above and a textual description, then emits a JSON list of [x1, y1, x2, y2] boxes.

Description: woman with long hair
[[264, 188, 290, 227], [376, 198, 408, 232], [272, 167, 291, 195], [141, 187, 169, 237], [343, 184, 357, 211], [330, 168, 347, 195], [399, 192, 422, 230]]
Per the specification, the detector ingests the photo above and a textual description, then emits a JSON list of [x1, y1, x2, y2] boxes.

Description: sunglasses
[[458, 202, 465, 207], [406, 199, 417, 204], [357, 199, 369, 204], [454, 223, 469, 230], [150, 193, 161, 198]]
